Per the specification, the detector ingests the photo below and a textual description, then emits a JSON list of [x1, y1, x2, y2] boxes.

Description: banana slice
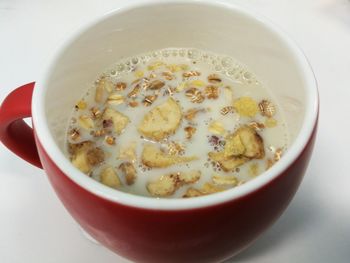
[[138, 98, 182, 141], [142, 144, 197, 168], [100, 166, 121, 188], [69, 141, 104, 174], [102, 108, 130, 134]]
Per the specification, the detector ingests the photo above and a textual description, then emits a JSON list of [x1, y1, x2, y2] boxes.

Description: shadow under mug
[[0, 1, 318, 262]]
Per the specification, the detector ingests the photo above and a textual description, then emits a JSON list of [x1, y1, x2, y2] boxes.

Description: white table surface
[[1, 0, 350, 262]]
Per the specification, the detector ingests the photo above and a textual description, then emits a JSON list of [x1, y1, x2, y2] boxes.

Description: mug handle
[[0, 82, 42, 168]]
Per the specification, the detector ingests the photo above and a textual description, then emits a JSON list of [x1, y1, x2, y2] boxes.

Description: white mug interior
[[33, 0, 318, 210]]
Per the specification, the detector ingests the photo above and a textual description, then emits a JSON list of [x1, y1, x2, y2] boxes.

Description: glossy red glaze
[[35, 125, 317, 263], [0, 82, 42, 168], [1, 83, 318, 262]]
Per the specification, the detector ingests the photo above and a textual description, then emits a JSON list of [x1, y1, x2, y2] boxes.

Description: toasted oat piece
[[102, 108, 130, 134], [212, 174, 238, 186], [208, 151, 248, 172], [234, 126, 264, 159], [259, 100, 276, 117], [69, 141, 104, 173], [119, 162, 137, 185], [100, 166, 121, 188], [142, 144, 197, 168], [147, 170, 201, 197], [138, 98, 182, 141], [148, 80, 165, 90], [207, 74, 222, 84], [118, 142, 137, 162]]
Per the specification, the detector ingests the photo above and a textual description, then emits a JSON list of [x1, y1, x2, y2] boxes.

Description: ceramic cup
[[0, 1, 318, 262]]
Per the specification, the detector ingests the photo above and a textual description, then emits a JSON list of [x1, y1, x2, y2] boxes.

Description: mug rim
[[32, 0, 319, 210]]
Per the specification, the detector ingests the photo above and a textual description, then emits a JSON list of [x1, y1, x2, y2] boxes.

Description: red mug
[[0, 1, 318, 262]]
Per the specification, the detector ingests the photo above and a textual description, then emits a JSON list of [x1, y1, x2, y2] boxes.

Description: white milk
[[66, 48, 289, 198]]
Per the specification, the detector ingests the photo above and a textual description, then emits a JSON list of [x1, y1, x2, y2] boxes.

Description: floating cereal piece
[[185, 88, 205, 103], [78, 115, 94, 130], [147, 171, 201, 197], [86, 147, 105, 166], [92, 129, 106, 137], [119, 162, 137, 185], [105, 135, 116, 145], [118, 142, 137, 162], [143, 95, 158, 106], [188, 80, 205, 87], [91, 107, 102, 119], [220, 106, 234, 115], [183, 71, 201, 78], [147, 61, 165, 70], [259, 100, 276, 117], [205, 85, 219, 99], [248, 121, 265, 131], [274, 148, 283, 162], [138, 98, 182, 141], [207, 74, 222, 84], [184, 108, 205, 121], [102, 108, 130, 134], [208, 151, 247, 172], [100, 167, 121, 188], [265, 117, 277, 128], [233, 97, 259, 117], [115, 82, 127, 91], [127, 84, 141, 98], [201, 183, 224, 194], [230, 125, 265, 159], [224, 86, 233, 102], [128, 100, 139, 107], [75, 101, 87, 110], [183, 188, 204, 198], [134, 70, 144, 78], [161, 71, 174, 80], [69, 129, 80, 141], [148, 80, 165, 90], [224, 133, 245, 157], [95, 83, 105, 103], [212, 174, 238, 186], [107, 93, 124, 105], [175, 82, 186, 92], [208, 121, 226, 136], [141, 144, 197, 168], [184, 126, 196, 139], [147, 174, 177, 197], [167, 142, 185, 155], [167, 64, 188, 72], [249, 163, 259, 176]]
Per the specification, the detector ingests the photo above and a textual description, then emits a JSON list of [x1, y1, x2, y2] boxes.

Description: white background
[[1, 0, 350, 262]]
